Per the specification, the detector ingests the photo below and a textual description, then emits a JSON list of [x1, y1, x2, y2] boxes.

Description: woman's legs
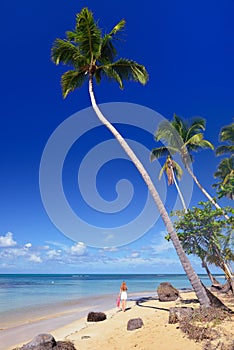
[[121, 299, 126, 311]]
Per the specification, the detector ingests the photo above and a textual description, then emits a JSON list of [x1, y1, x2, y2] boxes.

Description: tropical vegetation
[[172, 201, 234, 292], [213, 122, 234, 200]]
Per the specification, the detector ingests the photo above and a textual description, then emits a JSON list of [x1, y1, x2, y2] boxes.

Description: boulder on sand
[[87, 311, 107, 322], [157, 282, 180, 302], [127, 318, 144, 331]]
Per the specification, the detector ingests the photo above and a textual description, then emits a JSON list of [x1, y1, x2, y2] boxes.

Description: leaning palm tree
[[51, 7, 211, 306], [151, 113, 229, 219], [158, 155, 187, 211]]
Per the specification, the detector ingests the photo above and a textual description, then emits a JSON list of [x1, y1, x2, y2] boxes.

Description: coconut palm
[[51, 7, 211, 306], [157, 155, 187, 212], [214, 122, 234, 200], [151, 113, 229, 219], [215, 122, 234, 157], [213, 158, 234, 200]]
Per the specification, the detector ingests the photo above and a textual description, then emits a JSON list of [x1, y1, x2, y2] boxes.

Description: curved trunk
[[186, 164, 229, 220], [170, 166, 188, 212], [220, 261, 234, 293], [88, 77, 211, 307], [201, 259, 222, 287]]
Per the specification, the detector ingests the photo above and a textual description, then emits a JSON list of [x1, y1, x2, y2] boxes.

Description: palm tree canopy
[[151, 113, 214, 166], [51, 7, 149, 97], [216, 122, 234, 156], [213, 157, 234, 199]]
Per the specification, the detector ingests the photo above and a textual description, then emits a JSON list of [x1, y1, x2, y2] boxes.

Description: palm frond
[[219, 122, 234, 143], [155, 120, 185, 150], [98, 65, 123, 88], [75, 8, 102, 60], [150, 146, 177, 161], [216, 145, 234, 156], [61, 70, 87, 98], [105, 58, 149, 86], [159, 164, 166, 180], [185, 133, 214, 150], [51, 39, 83, 66], [100, 19, 126, 63], [173, 161, 183, 180], [172, 114, 186, 139]]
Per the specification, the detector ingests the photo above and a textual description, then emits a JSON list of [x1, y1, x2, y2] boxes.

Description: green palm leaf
[[185, 133, 214, 151], [150, 146, 177, 162], [106, 58, 149, 87], [100, 19, 126, 63], [51, 39, 82, 66], [100, 65, 123, 88], [216, 145, 234, 156], [61, 70, 87, 98], [74, 8, 101, 60], [216, 122, 234, 156], [173, 161, 183, 180]]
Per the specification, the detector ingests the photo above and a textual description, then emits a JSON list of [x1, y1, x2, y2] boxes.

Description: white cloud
[[0, 232, 17, 247], [29, 254, 42, 263], [46, 249, 61, 258], [24, 243, 32, 249], [131, 252, 140, 258], [70, 242, 86, 255]]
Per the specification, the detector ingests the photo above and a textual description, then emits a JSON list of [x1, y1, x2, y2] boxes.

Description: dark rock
[[20, 334, 56, 349], [168, 307, 194, 324], [16, 334, 76, 350], [87, 311, 107, 322], [127, 318, 144, 331], [157, 282, 180, 302]]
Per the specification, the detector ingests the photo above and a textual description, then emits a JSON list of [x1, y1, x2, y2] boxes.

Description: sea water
[[0, 273, 225, 314]]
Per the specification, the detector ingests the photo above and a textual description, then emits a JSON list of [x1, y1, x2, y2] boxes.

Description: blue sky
[[0, 0, 233, 274]]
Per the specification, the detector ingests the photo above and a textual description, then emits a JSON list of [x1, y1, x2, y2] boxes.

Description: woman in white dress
[[119, 281, 128, 312]]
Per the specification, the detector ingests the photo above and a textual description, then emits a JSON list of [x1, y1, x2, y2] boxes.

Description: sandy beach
[[4, 290, 234, 350]]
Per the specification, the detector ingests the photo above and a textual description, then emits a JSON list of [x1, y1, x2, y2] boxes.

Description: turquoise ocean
[[0, 273, 225, 313], [0, 274, 226, 349]]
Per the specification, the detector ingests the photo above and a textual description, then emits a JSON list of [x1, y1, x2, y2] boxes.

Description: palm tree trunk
[[201, 259, 222, 287], [186, 165, 229, 220], [88, 77, 211, 307], [170, 166, 187, 212], [220, 261, 234, 293]]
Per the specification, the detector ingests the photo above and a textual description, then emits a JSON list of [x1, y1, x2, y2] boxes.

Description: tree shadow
[[134, 297, 169, 312], [180, 298, 199, 304]]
